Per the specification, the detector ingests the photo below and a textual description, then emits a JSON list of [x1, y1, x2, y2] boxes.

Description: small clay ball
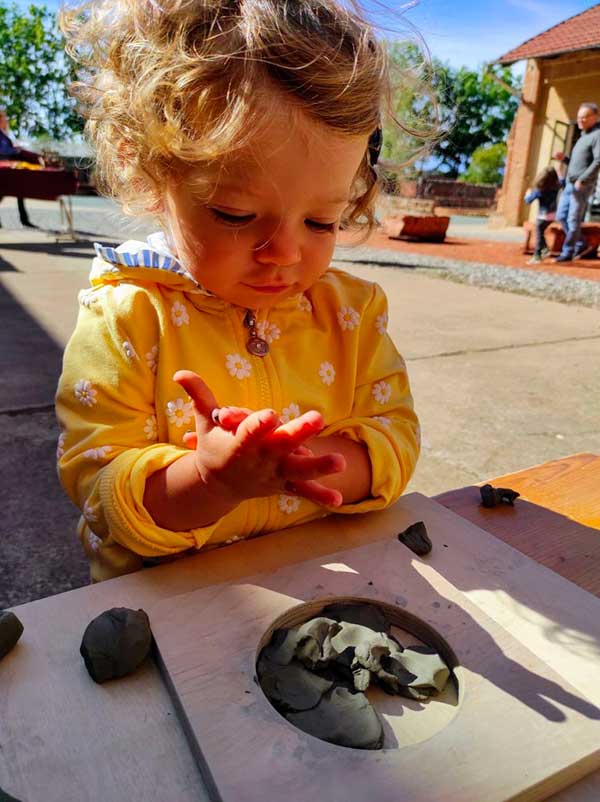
[[0, 611, 24, 661], [80, 607, 152, 684]]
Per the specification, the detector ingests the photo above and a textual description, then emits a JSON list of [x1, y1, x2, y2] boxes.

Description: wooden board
[[150, 494, 600, 802]]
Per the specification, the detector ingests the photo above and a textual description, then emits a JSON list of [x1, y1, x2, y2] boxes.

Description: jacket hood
[[90, 231, 209, 295]]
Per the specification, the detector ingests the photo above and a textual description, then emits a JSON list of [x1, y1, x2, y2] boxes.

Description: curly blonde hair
[[61, 0, 421, 231]]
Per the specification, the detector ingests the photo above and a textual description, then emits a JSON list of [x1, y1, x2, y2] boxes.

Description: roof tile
[[499, 3, 600, 64]]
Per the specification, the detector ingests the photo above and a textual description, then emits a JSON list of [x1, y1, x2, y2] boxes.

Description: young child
[[524, 166, 563, 263], [56, 0, 421, 582]]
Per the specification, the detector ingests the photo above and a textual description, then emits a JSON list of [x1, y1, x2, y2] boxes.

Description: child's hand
[[174, 370, 345, 507]]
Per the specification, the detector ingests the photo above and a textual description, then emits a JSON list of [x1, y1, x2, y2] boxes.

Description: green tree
[[435, 64, 519, 176], [0, 2, 82, 139], [383, 42, 520, 179], [461, 142, 507, 185]]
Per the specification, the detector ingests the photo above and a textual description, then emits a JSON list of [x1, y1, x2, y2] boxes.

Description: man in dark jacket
[[553, 102, 600, 262], [0, 108, 44, 228]]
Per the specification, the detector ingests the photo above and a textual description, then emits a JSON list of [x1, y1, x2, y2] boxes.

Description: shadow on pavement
[[0, 281, 88, 607]]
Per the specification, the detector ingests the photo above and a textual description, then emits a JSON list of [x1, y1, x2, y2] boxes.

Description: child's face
[[163, 111, 369, 309]]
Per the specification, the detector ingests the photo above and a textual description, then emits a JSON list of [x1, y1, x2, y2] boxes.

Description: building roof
[[498, 3, 600, 64]]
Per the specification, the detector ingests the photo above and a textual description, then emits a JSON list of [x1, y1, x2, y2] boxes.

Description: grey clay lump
[[288, 686, 384, 750], [397, 521, 433, 556], [80, 607, 152, 683], [257, 603, 451, 749], [0, 611, 24, 661]]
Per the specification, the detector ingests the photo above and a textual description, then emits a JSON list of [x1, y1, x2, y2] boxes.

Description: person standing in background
[[0, 107, 44, 228], [553, 103, 600, 262]]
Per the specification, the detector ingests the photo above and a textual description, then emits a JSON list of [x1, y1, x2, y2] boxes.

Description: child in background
[[56, 0, 421, 582], [524, 166, 564, 263]]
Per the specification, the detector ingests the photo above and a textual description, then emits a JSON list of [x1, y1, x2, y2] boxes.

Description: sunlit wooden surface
[[435, 453, 600, 596]]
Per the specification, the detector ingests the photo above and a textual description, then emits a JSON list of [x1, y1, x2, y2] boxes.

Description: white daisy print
[[56, 431, 66, 460], [256, 320, 281, 343], [83, 445, 113, 460], [297, 294, 312, 312], [171, 300, 190, 327], [319, 361, 336, 386], [372, 380, 392, 405], [78, 289, 96, 308], [337, 306, 360, 331], [278, 494, 301, 514], [145, 345, 158, 373], [88, 531, 102, 552], [225, 535, 243, 545], [375, 312, 388, 336], [226, 353, 251, 380], [83, 500, 98, 523], [166, 397, 194, 428], [122, 340, 137, 359], [281, 402, 301, 424], [144, 415, 158, 440], [373, 415, 391, 427], [74, 379, 97, 407]]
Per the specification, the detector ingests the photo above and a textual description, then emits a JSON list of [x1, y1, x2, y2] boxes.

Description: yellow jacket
[[56, 234, 420, 581]]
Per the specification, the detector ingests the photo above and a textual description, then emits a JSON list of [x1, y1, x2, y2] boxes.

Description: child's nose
[[254, 223, 301, 267]]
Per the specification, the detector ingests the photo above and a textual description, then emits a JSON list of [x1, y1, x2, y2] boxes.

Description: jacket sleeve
[[56, 285, 228, 557], [320, 282, 420, 513], [579, 132, 600, 184], [524, 189, 540, 204]]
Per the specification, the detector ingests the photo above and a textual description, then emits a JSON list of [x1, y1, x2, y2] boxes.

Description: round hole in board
[[255, 596, 464, 750]]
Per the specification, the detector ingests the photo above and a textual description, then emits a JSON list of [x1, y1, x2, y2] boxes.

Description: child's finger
[[285, 479, 343, 508], [216, 406, 252, 432], [282, 452, 346, 481], [235, 408, 280, 447], [268, 410, 324, 451], [173, 370, 219, 433], [182, 431, 198, 449]]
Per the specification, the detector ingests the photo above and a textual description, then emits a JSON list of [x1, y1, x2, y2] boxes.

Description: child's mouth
[[244, 283, 291, 294]]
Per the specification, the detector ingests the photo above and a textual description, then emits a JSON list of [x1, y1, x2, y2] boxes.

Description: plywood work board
[[150, 493, 600, 802]]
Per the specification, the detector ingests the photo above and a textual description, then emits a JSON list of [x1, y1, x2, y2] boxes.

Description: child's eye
[[305, 219, 336, 232], [209, 208, 255, 226]]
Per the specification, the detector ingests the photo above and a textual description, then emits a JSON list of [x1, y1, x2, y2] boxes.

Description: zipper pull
[[244, 309, 269, 357]]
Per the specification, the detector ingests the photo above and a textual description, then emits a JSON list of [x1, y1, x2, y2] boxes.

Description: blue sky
[[378, 0, 596, 70], [20, 0, 599, 70]]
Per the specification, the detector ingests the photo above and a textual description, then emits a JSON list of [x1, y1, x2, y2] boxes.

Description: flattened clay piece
[[294, 618, 341, 669], [398, 521, 432, 556], [322, 602, 391, 634], [257, 655, 333, 711], [395, 645, 450, 699], [480, 483, 520, 508], [80, 607, 152, 683], [287, 686, 383, 750], [0, 611, 24, 660], [260, 627, 302, 666]]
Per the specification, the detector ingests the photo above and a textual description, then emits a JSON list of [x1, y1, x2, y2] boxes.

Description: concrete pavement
[[2, 220, 599, 606]]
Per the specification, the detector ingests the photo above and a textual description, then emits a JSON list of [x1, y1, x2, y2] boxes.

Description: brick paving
[[338, 229, 600, 283]]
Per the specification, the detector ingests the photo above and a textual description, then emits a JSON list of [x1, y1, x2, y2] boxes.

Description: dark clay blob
[[0, 611, 24, 661], [480, 484, 520, 508], [287, 686, 384, 750], [322, 602, 390, 634], [397, 521, 433, 556], [0, 786, 23, 801], [256, 654, 333, 712], [80, 607, 152, 683]]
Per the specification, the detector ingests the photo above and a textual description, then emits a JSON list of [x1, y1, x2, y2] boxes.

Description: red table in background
[[0, 162, 78, 236]]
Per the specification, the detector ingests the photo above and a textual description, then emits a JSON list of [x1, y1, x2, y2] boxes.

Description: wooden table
[[1, 453, 599, 802]]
